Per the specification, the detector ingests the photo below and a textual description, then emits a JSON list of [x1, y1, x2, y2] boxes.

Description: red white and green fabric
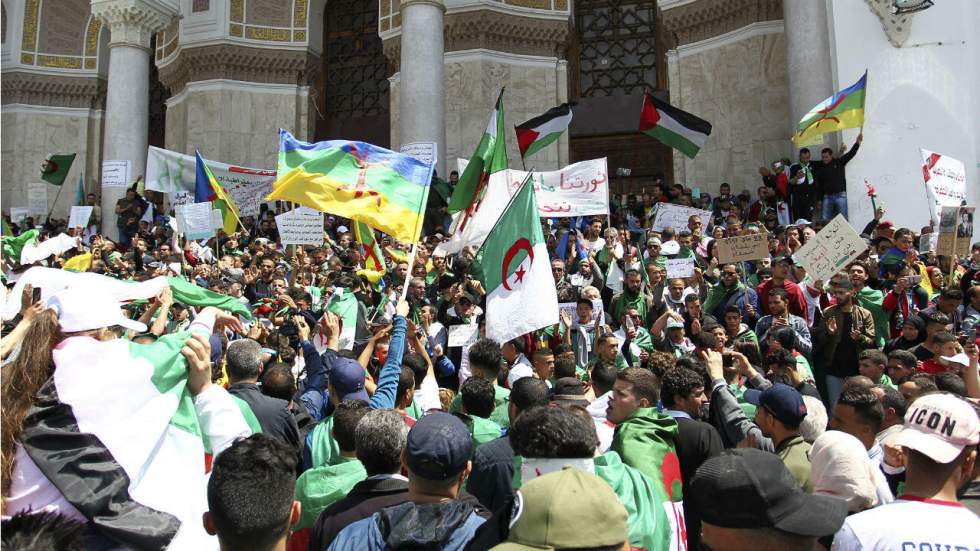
[[472, 179, 558, 343], [515, 103, 572, 160], [639, 92, 712, 159], [448, 89, 508, 214]]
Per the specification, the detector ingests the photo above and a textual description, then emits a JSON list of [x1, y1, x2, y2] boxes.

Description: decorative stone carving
[[863, 0, 911, 47], [662, 0, 781, 46], [90, 0, 178, 50], [1, 71, 107, 109], [157, 43, 320, 94]]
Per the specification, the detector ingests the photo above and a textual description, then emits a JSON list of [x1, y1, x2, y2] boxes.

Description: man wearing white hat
[[832, 393, 980, 550]]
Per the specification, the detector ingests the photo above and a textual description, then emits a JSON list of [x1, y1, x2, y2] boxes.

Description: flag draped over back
[[794, 71, 867, 146], [195, 151, 240, 235], [41, 153, 76, 186], [269, 130, 433, 244], [472, 179, 558, 343], [515, 103, 573, 160], [449, 89, 508, 214]]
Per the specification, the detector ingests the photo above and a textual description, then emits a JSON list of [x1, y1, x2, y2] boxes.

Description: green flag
[[327, 289, 358, 350], [166, 276, 252, 320], [448, 89, 508, 214], [41, 153, 77, 186], [1, 229, 39, 260]]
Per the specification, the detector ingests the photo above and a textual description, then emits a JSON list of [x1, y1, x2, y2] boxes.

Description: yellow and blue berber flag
[[194, 151, 240, 235], [794, 71, 867, 147], [268, 130, 433, 244]]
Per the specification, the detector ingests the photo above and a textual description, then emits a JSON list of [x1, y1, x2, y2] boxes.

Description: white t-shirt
[[506, 355, 535, 387], [831, 497, 980, 551]]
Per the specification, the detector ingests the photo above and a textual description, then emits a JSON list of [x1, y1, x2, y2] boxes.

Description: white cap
[[337, 225, 349, 234], [939, 353, 970, 367], [666, 318, 684, 330], [660, 241, 680, 255], [48, 288, 147, 334], [896, 393, 980, 463], [794, 219, 812, 226]]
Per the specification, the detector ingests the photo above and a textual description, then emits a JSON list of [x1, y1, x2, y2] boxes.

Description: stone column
[[782, 0, 834, 140], [91, 0, 175, 241], [399, 0, 446, 176]]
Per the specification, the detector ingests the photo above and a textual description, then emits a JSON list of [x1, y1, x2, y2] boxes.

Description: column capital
[[400, 0, 446, 12], [91, 0, 178, 50]]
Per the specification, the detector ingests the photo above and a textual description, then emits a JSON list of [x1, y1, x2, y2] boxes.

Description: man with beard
[[611, 269, 656, 326], [704, 263, 760, 324]]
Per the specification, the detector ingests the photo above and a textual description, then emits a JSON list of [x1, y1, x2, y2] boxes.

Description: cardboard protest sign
[[665, 257, 696, 279], [68, 206, 93, 229], [650, 203, 713, 233], [176, 202, 215, 241], [275, 208, 324, 245], [794, 215, 866, 283], [715, 233, 770, 264]]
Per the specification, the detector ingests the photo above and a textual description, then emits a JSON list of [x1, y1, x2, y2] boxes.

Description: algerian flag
[[473, 178, 558, 343], [41, 153, 76, 186], [327, 288, 358, 350], [448, 88, 508, 214], [31, 329, 254, 549], [435, 170, 515, 256]]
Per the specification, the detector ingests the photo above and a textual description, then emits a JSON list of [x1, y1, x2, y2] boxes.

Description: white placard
[[176, 202, 216, 241], [921, 149, 966, 226], [399, 142, 438, 167], [210, 209, 224, 231], [9, 207, 30, 224], [27, 183, 48, 215], [101, 160, 131, 188], [447, 324, 479, 347], [275, 208, 324, 245], [650, 203, 714, 233], [505, 158, 610, 218], [558, 299, 604, 324], [171, 191, 193, 207], [665, 257, 697, 279], [68, 206, 93, 229], [224, 180, 273, 218], [794, 214, 866, 283]]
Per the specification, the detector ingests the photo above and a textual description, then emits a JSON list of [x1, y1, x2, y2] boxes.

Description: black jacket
[[673, 416, 723, 551], [813, 143, 859, 195], [227, 383, 299, 449], [466, 436, 515, 513], [309, 477, 410, 551]]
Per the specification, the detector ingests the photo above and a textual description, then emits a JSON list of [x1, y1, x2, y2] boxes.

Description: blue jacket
[[327, 501, 485, 551]]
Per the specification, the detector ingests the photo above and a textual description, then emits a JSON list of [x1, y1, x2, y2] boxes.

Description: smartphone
[[31, 287, 41, 304], [722, 352, 734, 368]]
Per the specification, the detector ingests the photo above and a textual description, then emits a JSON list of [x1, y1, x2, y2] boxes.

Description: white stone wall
[[1, 105, 103, 219], [390, 50, 568, 175], [666, 23, 791, 197], [164, 79, 310, 168]]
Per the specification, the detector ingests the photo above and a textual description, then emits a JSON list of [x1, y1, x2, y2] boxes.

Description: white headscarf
[[810, 430, 879, 512]]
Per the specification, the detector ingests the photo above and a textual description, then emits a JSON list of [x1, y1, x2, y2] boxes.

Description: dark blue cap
[[405, 413, 472, 480], [743, 383, 807, 427], [328, 357, 368, 402]]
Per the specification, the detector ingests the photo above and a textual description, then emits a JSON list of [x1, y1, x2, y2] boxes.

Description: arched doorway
[[315, 0, 389, 146]]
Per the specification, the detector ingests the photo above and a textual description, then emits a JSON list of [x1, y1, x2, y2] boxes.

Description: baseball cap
[[660, 241, 680, 255], [336, 225, 349, 234], [405, 412, 472, 480], [690, 448, 848, 536], [666, 318, 684, 330], [793, 218, 812, 226], [328, 357, 369, 402], [49, 287, 148, 333], [492, 468, 628, 551], [743, 383, 807, 427], [551, 377, 589, 407], [895, 393, 980, 463], [918, 308, 950, 327], [940, 352, 970, 367], [647, 237, 662, 247]]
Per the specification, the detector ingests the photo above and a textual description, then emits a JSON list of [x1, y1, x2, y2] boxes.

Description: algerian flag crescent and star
[[473, 178, 558, 344]]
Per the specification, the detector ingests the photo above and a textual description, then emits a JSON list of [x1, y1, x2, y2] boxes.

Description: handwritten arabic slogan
[[650, 203, 714, 233], [503, 158, 610, 218], [716, 233, 770, 264], [795, 215, 867, 283], [920, 149, 966, 227]]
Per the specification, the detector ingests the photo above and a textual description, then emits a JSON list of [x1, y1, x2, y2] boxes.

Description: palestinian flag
[[40, 153, 76, 186], [17, 327, 254, 549], [195, 151, 241, 236], [473, 178, 558, 344], [639, 92, 712, 159], [515, 103, 572, 160], [448, 89, 508, 214]]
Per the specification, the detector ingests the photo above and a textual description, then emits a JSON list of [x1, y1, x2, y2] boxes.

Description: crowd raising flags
[[794, 71, 867, 147]]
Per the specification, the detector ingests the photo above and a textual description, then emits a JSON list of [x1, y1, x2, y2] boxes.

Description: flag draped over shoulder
[[794, 71, 867, 146], [449, 89, 508, 214], [472, 178, 558, 343], [269, 130, 433, 244], [41, 153, 76, 186], [195, 151, 240, 235], [2, 229, 39, 261], [515, 103, 573, 160], [19, 330, 255, 549], [639, 92, 712, 159]]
